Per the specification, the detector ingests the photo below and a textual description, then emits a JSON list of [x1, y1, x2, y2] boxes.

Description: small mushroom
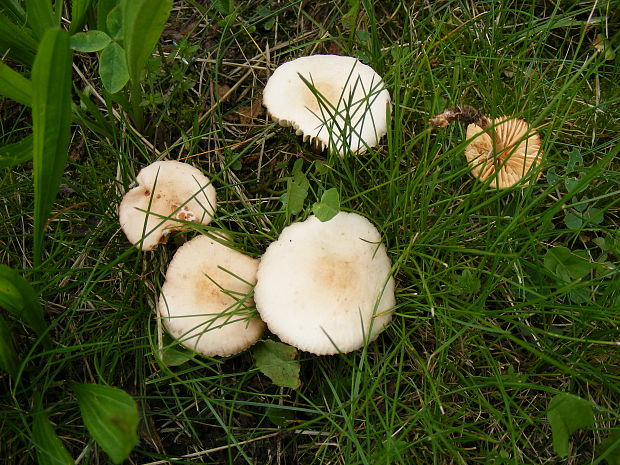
[[254, 212, 395, 355], [263, 54, 390, 155], [158, 235, 265, 357], [118, 160, 216, 250], [465, 116, 543, 188]]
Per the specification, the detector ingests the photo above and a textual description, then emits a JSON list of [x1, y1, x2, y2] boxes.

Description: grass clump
[[1, 1, 619, 464]]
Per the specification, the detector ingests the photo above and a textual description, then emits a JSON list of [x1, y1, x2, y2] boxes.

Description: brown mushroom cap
[[464, 116, 543, 188], [118, 160, 216, 250], [158, 235, 265, 357]]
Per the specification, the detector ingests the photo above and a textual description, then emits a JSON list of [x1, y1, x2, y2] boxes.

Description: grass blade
[[31, 28, 73, 267], [0, 60, 32, 106], [26, 0, 56, 40], [0, 315, 19, 377]]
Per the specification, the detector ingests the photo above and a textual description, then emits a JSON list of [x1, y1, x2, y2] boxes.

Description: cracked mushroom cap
[[158, 235, 265, 357], [254, 212, 395, 355], [263, 55, 390, 155], [465, 116, 543, 188], [118, 160, 217, 250]]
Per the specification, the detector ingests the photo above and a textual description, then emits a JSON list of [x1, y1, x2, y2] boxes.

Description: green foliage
[[70, 31, 111, 52], [32, 409, 74, 465], [0, 60, 32, 106], [31, 28, 73, 266], [26, 0, 56, 40], [99, 41, 129, 93], [280, 159, 309, 216], [0, 315, 19, 376], [312, 188, 340, 221], [73, 384, 139, 464], [253, 341, 301, 389], [544, 246, 594, 282], [596, 431, 620, 465], [0, 265, 47, 338], [547, 393, 594, 458], [0, 136, 32, 169]]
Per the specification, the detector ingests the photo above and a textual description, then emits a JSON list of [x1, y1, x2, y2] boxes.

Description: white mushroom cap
[[254, 212, 395, 355], [118, 160, 217, 250], [158, 235, 265, 357], [465, 116, 543, 188], [263, 55, 390, 155]]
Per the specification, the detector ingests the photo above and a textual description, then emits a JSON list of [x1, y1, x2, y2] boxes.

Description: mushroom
[[158, 235, 265, 357], [464, 116, 543, 188], [254, 212, 395, 355], [118, 160, 217, 250], [263, 54, 390, 155]]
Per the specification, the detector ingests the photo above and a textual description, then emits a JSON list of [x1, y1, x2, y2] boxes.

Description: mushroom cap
[[254, 212, 395, 355], [263, 55, 390, 155], [158, 235, 265, 357], [118, 160, 217, 250], [464, 116, 543, 188]]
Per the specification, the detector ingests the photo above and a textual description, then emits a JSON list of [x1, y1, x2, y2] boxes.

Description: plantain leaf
[[74, 384, 139, 464], [0, 315, 19, 377], [99, 41, 129, 93], [122, 0, 172, 84], [26, 0, 56, 40], [0, 265, 47, 339], [0, 136, 33, 169], [69, 0, 93, 34], [32, 409, 74, 465], [0, 11, 38, 65], [31, 28, 73, 266], [0, 61, 32, 106]]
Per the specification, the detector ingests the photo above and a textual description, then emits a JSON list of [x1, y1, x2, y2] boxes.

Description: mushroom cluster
[[118, 54, 398, 360]]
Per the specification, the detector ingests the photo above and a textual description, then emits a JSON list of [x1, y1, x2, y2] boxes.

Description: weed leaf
[[312, 188, 340, 222], [73, 384, 139, 464], [69, 0, 93, 34], [547, 393, 594, 458], [0, 315, 19, 376], [0, 11, 37, 65], [0, 265, 47, 339], [32, 409, 74, 465], [99, 41, 129, 93], [543, 247, 593, 282], [32, 28, 73, 266], [253, 341, 301, 389], [0, 61, 32, 106], [70, 31, 111, 52], [122, 0, 172, 85], [281, 159, 309, 215]]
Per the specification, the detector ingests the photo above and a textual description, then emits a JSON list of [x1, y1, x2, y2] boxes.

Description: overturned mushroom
[[158, 235, 265, 357], [254, 212, 395, 355], [465, 116, 543, 188], [118, 160, 216, 250], [263, 55, 390, 155]]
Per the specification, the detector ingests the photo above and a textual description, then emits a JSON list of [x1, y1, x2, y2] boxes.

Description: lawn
[[1, 1, 619, 464]]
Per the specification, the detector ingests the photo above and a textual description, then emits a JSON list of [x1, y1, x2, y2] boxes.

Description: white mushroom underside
[[263, 55, 390, 155], [119, 161, 217, 250], [254, 212, 395, 355], [465, 116, 543, 188], [158, 235, 265, 357]]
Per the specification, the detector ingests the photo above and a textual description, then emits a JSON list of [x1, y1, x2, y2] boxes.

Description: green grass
[[1, 0, 619, 464]]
